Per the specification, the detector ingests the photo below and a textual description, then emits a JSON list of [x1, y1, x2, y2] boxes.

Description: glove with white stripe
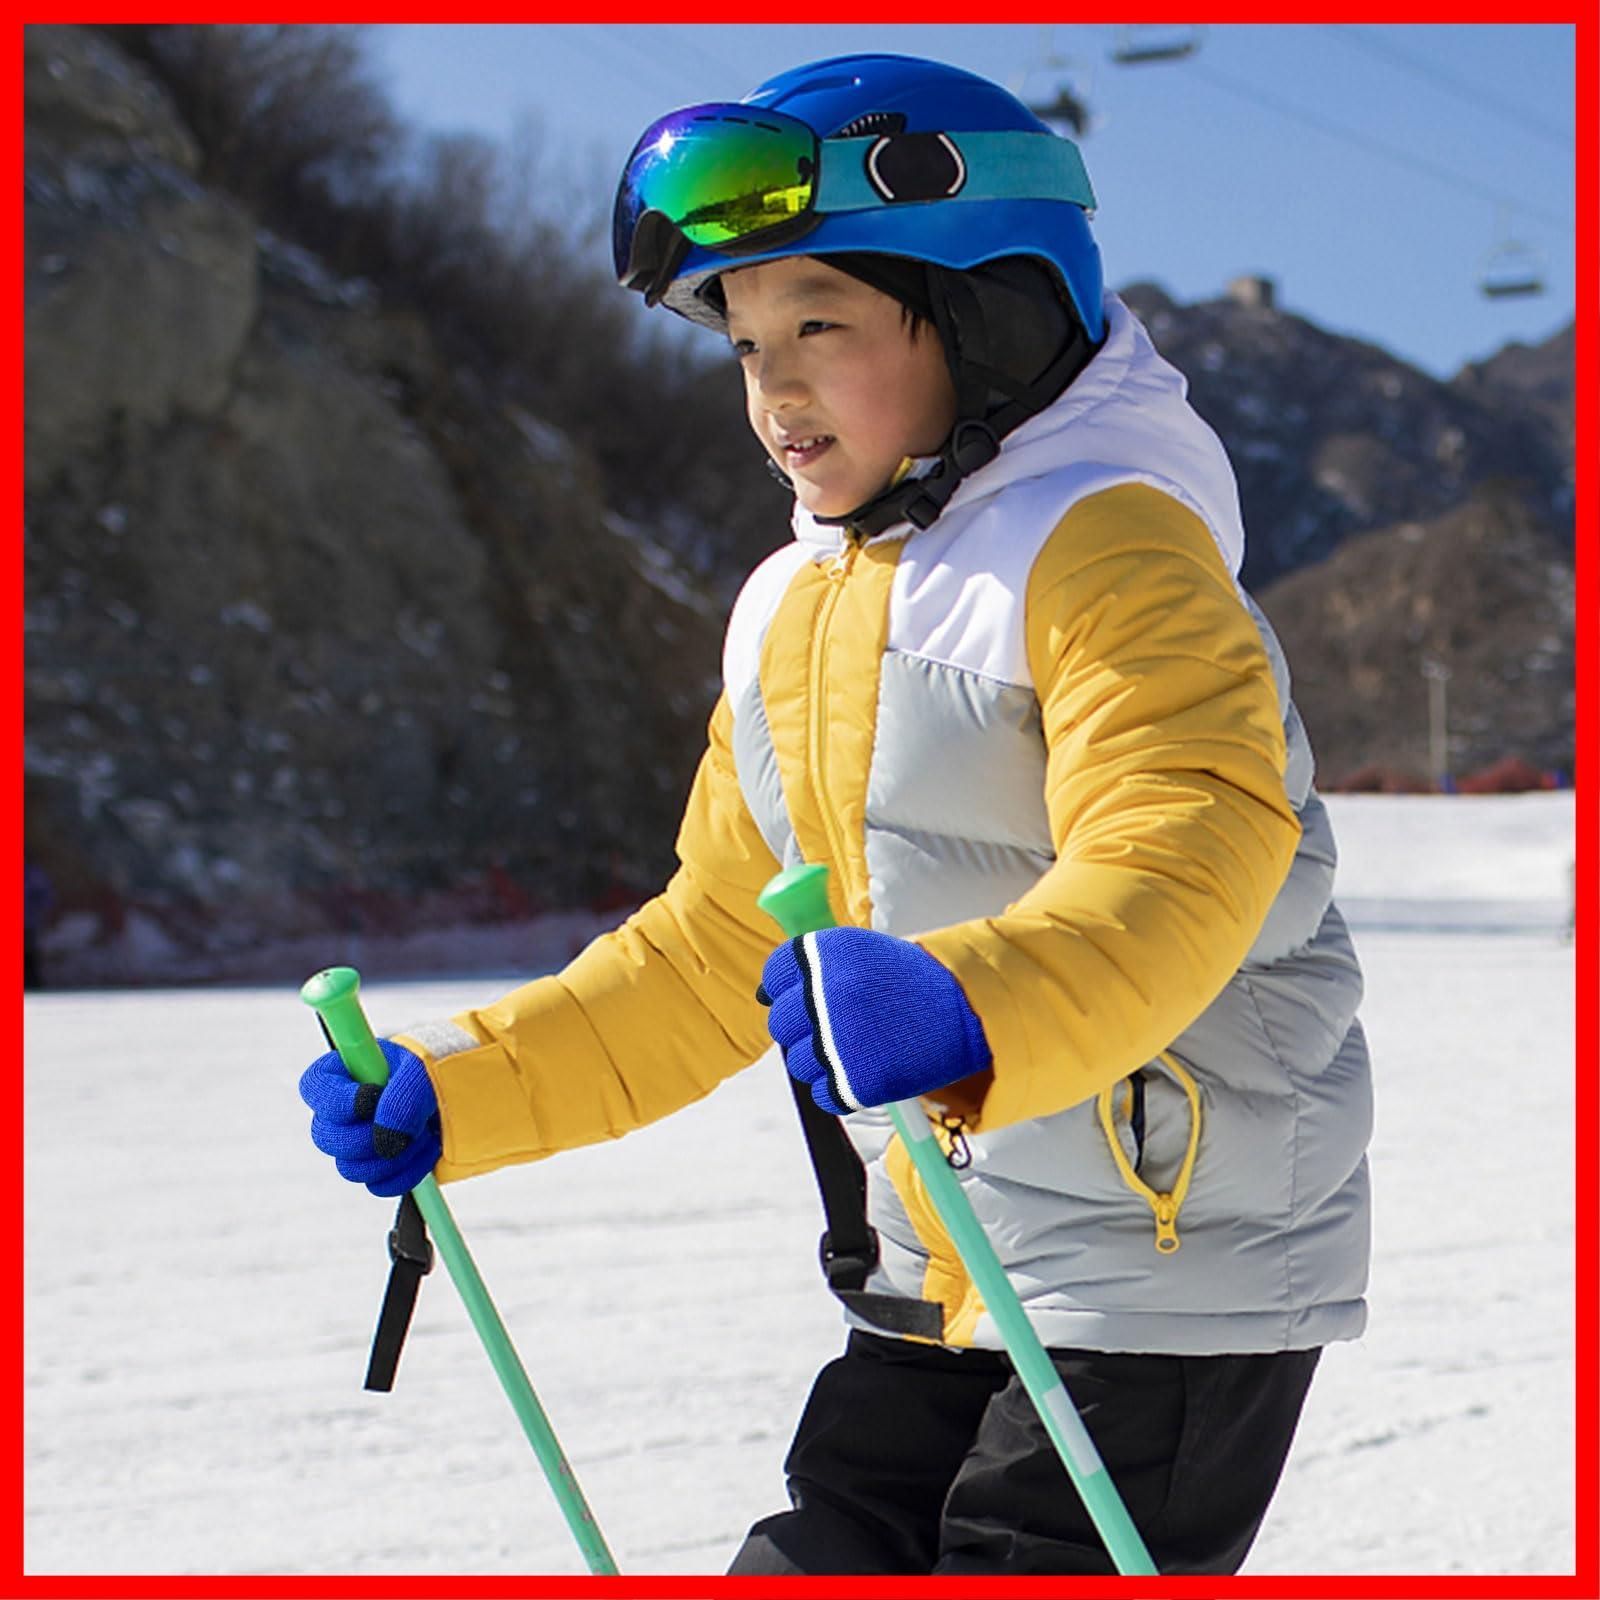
[[759, 928, 992, 1116]]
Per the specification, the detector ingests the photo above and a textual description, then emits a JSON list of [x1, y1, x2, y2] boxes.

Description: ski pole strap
[[364, 1191, 435, 1393], [787, 1075, 945, 1341]]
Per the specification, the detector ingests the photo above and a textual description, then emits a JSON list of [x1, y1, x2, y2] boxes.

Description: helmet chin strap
[[760, 256, 1102, 539], [821, 418, 1001, 538], [809, 287, 1100, 539]]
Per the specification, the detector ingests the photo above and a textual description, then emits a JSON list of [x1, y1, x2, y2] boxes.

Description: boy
[[302, 53, 1371, 1575]]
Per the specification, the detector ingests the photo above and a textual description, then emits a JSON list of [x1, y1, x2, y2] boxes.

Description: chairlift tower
[[1422, 657, 1453, 790]]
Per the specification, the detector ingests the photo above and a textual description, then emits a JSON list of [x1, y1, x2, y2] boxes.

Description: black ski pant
[[728, 1329, 1320, 1576]]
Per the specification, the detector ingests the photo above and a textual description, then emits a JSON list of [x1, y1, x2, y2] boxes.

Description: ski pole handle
[[299, 966, 619, 1576], [756, 865, 1158, 1577], [300, 965, 392, 1085]]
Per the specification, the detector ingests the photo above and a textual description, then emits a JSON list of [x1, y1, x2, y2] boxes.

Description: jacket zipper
[[1095, 1052, 1203, 1254], [808, 539, 860, 911]]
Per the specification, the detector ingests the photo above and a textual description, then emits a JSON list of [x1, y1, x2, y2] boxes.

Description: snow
[[24, 791, 1580, 1578]]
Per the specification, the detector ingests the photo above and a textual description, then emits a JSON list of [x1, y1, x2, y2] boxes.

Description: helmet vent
[[834, 111, 906, 138]]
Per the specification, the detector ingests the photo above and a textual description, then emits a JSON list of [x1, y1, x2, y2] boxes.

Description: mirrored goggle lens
[[612, 104, 818, 277]]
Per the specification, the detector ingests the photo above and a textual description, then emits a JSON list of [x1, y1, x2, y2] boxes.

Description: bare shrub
[[100, 24, 399, 207], [98, 23, 780, 579]]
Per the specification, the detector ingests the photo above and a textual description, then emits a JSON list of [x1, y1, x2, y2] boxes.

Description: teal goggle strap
[[817, 130, 1096, 216]]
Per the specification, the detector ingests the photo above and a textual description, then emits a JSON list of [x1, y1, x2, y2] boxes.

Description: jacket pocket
[[1096, 1053, 1202, 1254]]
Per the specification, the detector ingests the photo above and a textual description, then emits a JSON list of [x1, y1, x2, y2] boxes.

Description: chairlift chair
[[1025, 78, 1092, 136], [1478, 243, 1542, 300], [1013, 26, 1094, 137], [1111, 25, 1204, 65], [1478, 239, 1547, 300]]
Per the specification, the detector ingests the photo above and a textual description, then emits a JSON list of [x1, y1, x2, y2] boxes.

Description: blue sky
[[366, 23, 1577, 381]]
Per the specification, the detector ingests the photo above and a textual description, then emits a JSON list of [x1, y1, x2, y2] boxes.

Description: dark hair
[[824, 252, 936, 339], [898, 302, 932, 340]]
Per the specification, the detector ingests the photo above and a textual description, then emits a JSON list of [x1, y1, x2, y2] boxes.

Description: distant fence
[[1328, 755, 1570, 796]]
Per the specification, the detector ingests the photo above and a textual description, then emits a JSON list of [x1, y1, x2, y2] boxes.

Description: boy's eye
[[728, 320, 836, 360]]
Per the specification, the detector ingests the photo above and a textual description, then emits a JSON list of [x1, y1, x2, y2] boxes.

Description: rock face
[[1255, 483, 1575, 786], [24, 28, 1575, 982], [1112, 284, 1574, 790], [1118, 282, 1573, 593], [1451, 323, 1575, 463], [25, 25, 727, 976]]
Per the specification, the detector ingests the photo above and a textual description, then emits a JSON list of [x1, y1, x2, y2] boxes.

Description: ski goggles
[[612, 102, 1096, 303]]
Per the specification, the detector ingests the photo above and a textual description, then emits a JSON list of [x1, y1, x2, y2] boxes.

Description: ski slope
[[24, 792, 1579, 1578]]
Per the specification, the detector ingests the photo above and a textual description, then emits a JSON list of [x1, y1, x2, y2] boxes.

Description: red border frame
[[16, 9, 1596, 1600]]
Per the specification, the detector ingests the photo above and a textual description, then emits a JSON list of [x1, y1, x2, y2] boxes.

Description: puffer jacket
[[397, 292, 1372, 1356]]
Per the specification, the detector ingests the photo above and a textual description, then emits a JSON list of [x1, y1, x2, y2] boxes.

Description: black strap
[[363, 1191, 435, 1393], [787, 1077, 945, 1341], [812, 286, 1103, 543]]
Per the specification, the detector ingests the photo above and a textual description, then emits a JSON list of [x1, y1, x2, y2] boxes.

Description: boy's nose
[[753, 351, 807, 404]]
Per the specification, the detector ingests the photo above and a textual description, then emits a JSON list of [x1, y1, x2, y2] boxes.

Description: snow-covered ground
[[24, 792, 1580, 1578]]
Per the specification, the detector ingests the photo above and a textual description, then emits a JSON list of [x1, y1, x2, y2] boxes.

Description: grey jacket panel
[[729, 673, 796, 867], [1250, 794, 1339, 965], [868, 652, 1051, 856], [865, 650, 1055, 935], [867, 828, 1056, 943], [1246, 595, 1316, 807]]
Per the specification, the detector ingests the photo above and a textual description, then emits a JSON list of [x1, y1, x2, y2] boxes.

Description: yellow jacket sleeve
[[916, 483, 1301, 1132], [403, 694, 781, 1181]]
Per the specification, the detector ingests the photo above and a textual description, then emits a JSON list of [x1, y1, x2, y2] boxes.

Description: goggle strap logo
[[864, 133, 967, 204]]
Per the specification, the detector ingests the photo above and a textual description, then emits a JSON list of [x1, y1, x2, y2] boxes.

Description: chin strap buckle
[[950, 419, 1000, 474]]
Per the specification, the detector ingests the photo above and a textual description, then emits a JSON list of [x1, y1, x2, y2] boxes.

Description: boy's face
[[722, 257, 957, 521]]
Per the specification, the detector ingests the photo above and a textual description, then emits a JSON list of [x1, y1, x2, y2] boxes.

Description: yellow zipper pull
[[1152, 1195, 1180, 1254]]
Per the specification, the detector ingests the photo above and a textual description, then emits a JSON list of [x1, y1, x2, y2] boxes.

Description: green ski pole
[[757, 865, 1159, 1577], [300, 966, 618, 1577]]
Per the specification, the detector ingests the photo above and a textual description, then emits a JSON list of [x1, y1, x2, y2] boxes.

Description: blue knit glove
[[299, 1039, 441, 1197], [760, 928, 991, 1116]]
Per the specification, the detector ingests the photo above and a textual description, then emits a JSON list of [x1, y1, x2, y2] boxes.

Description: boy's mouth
[[780, 434, 834, 468]]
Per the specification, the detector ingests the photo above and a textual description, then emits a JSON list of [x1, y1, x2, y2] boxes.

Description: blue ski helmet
[[614, 52, 1104, 343]]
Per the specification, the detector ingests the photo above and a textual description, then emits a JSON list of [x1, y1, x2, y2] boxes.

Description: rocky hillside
[[24, 24, 734, 980], [24, 26, 1575, 984], [1118, 282, 1573, 592], [1452, 321, 1575, 449], [1254, 482, 1574, 785], [1115, 288, 1574, 789]]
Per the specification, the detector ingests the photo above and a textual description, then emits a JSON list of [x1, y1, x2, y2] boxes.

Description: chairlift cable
[[571, 23, 704, 105], [636, 23, 754, 88], [1184, 58, 1571, 232], [1325, 25, 1574, 153]]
